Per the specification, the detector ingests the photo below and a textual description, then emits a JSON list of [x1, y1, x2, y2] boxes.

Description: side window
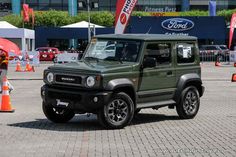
[[145, 43, 171, 66], [177, 43, 195, 64]]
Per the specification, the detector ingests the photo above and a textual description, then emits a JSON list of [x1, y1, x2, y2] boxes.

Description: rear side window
[[145, 43, 171, 65], [177, 43, 195, 64]]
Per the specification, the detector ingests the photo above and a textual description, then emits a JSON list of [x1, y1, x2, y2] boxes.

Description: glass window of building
[[51, 0, 62, 4], [8, 0, 236, 12]]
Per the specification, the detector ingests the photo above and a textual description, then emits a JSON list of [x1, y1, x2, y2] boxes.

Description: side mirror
[[143, 57, 156, 68]]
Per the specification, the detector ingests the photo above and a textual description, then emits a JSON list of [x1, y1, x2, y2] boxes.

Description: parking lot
[[0, 63, 235, 157]]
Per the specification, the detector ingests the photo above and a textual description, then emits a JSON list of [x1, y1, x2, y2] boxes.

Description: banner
[[228, 13, 236, 49], [23, 4, 29, 22], [115, 0, 138, 34], [8, 51, 40, 67], [55, 52, 79, 63], [29, 8, 35, 25], [209, 1, 216, 16]]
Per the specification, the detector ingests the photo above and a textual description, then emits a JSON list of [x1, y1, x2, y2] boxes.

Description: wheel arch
[[174, 73, 203, 104], [105, 78, 136, 108]]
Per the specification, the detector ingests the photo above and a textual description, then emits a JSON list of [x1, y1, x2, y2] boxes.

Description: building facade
[[1, 0, 236, 16]]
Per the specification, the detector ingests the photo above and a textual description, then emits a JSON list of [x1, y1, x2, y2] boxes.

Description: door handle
[[167, 71, 172, 76]]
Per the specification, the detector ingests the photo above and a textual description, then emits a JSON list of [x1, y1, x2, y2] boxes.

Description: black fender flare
[[105, 78, 136, 104], [174, 73, 202, 104]]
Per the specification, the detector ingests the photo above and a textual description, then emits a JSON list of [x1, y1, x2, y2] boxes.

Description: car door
[[137, 42, 176, 104]]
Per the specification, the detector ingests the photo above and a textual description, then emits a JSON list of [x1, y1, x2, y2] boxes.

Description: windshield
[[83, 39, 141, 62]]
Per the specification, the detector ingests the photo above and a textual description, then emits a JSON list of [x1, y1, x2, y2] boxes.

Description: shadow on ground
[[8, 113, 181, 131]]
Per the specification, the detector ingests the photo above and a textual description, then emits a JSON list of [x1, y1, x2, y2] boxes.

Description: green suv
[[41, 34, 204, 129]]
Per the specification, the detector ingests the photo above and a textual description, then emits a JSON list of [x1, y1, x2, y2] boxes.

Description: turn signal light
[[232, 73, 236, 82]]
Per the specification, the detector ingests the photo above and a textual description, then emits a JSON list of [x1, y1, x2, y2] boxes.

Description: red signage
[[120, 13, 127, 25], [229, 13, 236, 49], [115, 0, 138, 34], [23, 4, 29, 22]]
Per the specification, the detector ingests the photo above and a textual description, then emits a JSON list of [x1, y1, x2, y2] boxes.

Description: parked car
[[219, 45, 230, 54], [41, 34, 204, 129], [199, 45, 230, 61], [200, 45, 230, 54], [36, 47, 61, 62]]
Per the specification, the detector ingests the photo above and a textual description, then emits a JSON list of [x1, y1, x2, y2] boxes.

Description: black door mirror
[[143, 57, 157, 68]]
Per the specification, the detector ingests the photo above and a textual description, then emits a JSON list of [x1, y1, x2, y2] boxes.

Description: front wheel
[[176, 86, 200, 119], [42, 102, 75, 123], [97, 92, 134, 129]]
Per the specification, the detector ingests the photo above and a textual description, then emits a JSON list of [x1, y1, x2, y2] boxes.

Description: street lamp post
[[79, 0, 98, 42], [87, 0, 91, 42]]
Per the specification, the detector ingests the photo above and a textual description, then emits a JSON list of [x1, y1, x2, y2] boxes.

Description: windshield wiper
[[104, 57, 123, 63], [84, 56, 99, 62]]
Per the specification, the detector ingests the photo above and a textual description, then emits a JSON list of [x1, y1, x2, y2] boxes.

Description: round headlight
[[47, 72, 54, 83], [86, 76, 95, 87]]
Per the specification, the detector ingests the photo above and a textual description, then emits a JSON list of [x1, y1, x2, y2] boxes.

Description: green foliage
[[34, 10, 72, 27], [72, 11, 115, 27], [132, 11, 151, 16], [90, 11, 114, 27], [2, 9, 236, 29], [217, 9, 236, 22], [179, 10, 208, 16], [2, 14, 22, 28]]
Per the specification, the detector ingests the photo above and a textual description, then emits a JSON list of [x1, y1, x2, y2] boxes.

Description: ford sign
[[161, 18, 194, 31]]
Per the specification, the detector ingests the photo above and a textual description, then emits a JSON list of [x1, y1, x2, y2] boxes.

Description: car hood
[[48, 60, 137, 74]]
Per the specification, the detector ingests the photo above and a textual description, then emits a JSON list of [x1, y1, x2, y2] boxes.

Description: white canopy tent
[[0, 21, 18, 29], [0, 21, 35, 52], [61, 21, 105, 28], [61, 21, 105, 47]]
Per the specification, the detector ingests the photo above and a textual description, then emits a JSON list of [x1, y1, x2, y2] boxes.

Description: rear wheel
[[176, 86, 200, 119], [42, 102, 75, 123], [97, 92, 134, 129]]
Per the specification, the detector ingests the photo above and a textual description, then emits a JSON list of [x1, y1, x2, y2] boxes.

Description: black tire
[[134, 109, 141, 115], [97, 92, 134, 129], [53, 57, 57, 63], [42, 102, 75, 123], [176, 86, 200, 119]]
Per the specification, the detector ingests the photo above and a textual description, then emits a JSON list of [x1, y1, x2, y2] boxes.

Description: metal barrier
[[200, 52, 231, 64]]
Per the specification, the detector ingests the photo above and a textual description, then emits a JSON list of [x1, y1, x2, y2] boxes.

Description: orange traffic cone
[[215, 61, 221, 67], [30, 66, 35, 72], [232, 73, 236, 82], [25, 59, 32, 72], [0, 76, 14, 113], [15, 61, 22, 72]]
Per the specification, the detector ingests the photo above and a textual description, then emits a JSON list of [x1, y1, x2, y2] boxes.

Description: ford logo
[[161, 18, 194, 31]]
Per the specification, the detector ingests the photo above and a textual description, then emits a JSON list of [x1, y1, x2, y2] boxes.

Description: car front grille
[[48, 90, 81, 101], [55, 74, 82, 85]]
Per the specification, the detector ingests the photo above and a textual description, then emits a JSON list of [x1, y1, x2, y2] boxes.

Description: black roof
[[95, 34, 197, 41]]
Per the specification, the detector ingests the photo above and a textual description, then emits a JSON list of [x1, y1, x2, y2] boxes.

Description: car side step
[[137, 100, 176, 109]]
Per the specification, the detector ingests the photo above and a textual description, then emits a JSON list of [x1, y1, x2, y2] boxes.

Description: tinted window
[[145, 43, 171, 65], [177, 43, 195, 64]]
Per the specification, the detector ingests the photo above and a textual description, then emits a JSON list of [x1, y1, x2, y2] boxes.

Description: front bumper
[[41, 85, 112, 112]]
